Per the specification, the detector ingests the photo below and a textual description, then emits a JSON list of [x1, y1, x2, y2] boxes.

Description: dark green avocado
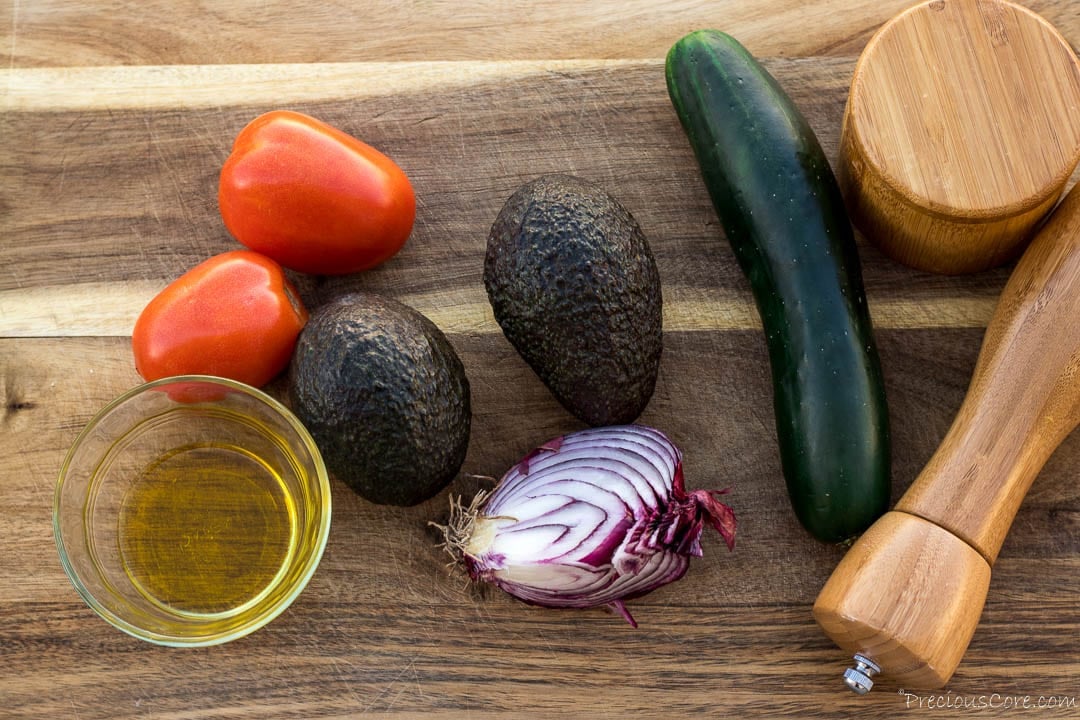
[[484, 174, 663, 426], [288, 292, 471, 506]]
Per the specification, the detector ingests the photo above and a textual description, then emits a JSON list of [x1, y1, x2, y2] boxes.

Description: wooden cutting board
[[1, 2, 1077, 718]]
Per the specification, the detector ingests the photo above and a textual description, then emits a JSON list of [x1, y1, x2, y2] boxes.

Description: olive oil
[[118, 441, 297, 616]]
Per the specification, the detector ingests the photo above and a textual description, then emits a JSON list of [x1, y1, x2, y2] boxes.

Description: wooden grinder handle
[[814, 183, 1080, 689]]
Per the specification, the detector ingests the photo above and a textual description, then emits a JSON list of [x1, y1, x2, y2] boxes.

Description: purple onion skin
[[443, 425, 736, 627]]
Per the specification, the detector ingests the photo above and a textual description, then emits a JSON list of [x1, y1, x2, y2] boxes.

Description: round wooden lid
[[846, 0, 1080, 221]]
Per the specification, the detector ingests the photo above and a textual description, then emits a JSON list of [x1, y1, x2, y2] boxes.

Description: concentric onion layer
[[461, 425, 735, 626]]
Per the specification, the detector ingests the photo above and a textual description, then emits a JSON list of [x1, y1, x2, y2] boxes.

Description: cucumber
[[665, 30, 890, 542]]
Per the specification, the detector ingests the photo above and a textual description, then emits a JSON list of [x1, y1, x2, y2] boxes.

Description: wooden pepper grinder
[[813, 180, 1080, 691]]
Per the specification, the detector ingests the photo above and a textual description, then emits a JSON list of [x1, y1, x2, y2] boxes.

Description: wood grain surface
[[1, 1, 1078, 718]]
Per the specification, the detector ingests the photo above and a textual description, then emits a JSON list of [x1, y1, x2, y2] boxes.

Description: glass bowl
[[54, 375, 331, 646]]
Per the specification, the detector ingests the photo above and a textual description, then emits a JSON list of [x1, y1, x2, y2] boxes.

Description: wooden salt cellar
[[839, 0, 1080, 274]]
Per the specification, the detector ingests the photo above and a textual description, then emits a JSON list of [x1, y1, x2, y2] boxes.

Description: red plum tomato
[[132, 250, 308, 387], [218, 110, 416, 275]]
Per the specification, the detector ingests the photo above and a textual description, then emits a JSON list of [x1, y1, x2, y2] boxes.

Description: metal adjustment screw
[[843, 654, 881, 695]]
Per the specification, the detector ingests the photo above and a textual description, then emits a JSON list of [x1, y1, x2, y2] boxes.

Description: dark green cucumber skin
[[665, 30, 890, 542]]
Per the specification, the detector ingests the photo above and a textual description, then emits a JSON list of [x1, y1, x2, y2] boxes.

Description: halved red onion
[[435, 425, 736, 627]]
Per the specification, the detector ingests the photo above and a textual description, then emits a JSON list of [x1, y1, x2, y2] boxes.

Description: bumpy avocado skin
[[484, 174, 663, 426], [288, 292, 471, 506]]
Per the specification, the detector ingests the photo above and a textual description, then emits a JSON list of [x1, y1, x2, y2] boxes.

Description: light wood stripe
[[0, 0, 928, 69], [1, 60, 653, 112], [0, 281, 996, 338]]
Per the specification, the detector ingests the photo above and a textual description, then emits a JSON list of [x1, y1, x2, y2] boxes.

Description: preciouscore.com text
[[900, 690, 1077, 711]]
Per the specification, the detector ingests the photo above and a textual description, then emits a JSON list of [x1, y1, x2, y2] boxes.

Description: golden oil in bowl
[[55, 376, 331, 646], [118, 440, 296, 616]]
